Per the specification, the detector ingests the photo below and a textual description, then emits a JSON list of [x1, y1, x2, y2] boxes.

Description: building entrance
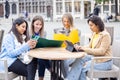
[[0, 4, 4, 17]]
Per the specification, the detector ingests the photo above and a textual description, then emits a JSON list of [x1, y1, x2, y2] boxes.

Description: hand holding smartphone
[[32, 36, 39, 41]]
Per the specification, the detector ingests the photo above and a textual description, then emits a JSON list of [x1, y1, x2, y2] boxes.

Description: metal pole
[[115, 0, 118, 21]]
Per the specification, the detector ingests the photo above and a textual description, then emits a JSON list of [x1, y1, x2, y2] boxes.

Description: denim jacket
[[0, 32, 30, 71]]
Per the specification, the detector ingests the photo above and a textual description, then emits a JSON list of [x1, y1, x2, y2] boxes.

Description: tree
[[95, 0, 109, 4]]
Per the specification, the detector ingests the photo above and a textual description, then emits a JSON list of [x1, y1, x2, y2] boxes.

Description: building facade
[[98, 0, 120, 19], [0, 0, 120, 20], [0, 0, 53, 20], [53, 0, 94, 20]]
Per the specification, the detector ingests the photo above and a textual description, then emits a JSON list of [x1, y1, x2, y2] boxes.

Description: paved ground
[[0, 18, 120, 80]]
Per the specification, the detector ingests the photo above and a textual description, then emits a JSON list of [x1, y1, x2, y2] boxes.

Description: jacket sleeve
[[1, 34, 30, 58], [82, 33, 111, 56]]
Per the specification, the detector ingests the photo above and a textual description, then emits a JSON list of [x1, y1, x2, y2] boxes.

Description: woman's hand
[[74, 44, 80, 51], [74, 44, 83, 51], [63, 40, 67, 46], [27, 39, 37, 49]]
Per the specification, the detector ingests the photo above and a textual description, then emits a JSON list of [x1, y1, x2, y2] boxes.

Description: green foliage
[[95, 0, 109, 4], [95, 0, 102, 3]]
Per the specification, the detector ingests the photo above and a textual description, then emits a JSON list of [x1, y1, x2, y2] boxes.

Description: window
[[111, 5, 115, 13], [65, 2, 72, 12], [39, 1, 45, 13], [32, 2, 38, 13], [56, 0, 62, 14], [56, 2, 62, 14], [74, 1, 80, 13], [19, 2, 24, 13], [28, 2, 31, 13], [119, 5, 120, 14], [103, 5, 109, 11], [12, 3, 17, 14], [0, 4, 4, 17], [111, 0, 115, 4]]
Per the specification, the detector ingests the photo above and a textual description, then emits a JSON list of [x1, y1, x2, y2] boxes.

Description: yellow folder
[[53, 29, 80, 47]]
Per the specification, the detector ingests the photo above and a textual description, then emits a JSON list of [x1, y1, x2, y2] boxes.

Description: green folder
[[32, 35, 63, 48]]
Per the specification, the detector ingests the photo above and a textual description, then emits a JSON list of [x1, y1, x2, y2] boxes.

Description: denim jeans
[[65, 55, 113, 80], [99, 78, 117, 80]]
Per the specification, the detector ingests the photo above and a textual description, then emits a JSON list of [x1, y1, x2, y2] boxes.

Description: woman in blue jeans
[[64, 15, 113, 80], [30, 15, 51, 80]]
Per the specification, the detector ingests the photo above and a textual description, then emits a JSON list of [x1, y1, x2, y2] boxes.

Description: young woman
[[54, 13, 80, 45], [53, 13, 80, 78], [66, 15, 113, 80], [0, 17, 37, 80], [30, 15, 51, 80]]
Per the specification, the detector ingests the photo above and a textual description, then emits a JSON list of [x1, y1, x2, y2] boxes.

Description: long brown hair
[[62, 13, 74, 28], [31, 15, 44, 37], [9, 17, 29, 44]]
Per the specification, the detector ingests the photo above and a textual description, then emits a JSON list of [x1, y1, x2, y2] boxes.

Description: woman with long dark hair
[[0, 17, 37, 80], [64, 15, 112, 80]]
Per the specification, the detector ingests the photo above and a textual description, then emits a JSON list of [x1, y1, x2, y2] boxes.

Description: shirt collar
[[34, 33, 39, 36]]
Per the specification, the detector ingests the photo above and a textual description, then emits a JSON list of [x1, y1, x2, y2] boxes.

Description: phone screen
[[32, 36, 39, 41]]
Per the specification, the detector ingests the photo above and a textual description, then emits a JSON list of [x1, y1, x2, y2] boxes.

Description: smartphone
[[32, 36, 39, 41]]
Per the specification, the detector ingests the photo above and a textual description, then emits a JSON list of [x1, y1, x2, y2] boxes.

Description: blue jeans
[[65, 55, 113, 80]]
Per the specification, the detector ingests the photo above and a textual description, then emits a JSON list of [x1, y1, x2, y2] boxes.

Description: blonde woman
[[54, 13, 80, 78]]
